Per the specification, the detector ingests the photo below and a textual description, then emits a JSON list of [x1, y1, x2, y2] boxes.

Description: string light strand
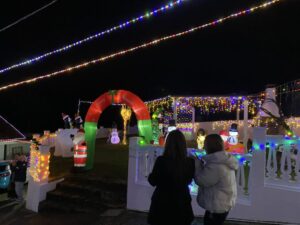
[[0, 0, 281, 92], [0, 0, 187, 74]]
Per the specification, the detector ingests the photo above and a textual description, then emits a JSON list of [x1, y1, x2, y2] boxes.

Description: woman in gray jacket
[[194, 134, 238, 225]]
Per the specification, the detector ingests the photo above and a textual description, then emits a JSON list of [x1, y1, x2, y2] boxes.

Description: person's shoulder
[[156, 155, 165, 162]]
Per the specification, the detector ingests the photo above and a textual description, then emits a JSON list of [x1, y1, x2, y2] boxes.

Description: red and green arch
[[84, 90, 153, 169]]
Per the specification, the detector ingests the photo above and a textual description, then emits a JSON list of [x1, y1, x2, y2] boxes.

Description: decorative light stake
[[121, 105, 132, 145]]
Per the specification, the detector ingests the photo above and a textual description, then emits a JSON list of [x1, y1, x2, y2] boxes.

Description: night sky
[[0, 0, 299, 133]]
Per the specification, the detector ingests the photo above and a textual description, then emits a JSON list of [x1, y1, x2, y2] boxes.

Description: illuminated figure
[[111, 128, 120, 144], [228, 124, 239, 145], [62, 112, 73, 129], [196, 128, 206, 150], [227, 124, 244, 154]]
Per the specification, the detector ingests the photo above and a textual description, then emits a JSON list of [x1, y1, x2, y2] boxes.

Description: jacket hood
[[203, 151, 239, 170]]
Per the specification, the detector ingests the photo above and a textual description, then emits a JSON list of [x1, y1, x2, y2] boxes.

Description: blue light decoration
[[0, 0, 187, 74], [259, 144, 265, 151]]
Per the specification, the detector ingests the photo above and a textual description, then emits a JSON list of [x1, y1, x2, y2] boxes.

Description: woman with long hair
[[148, 129, 195, 225]]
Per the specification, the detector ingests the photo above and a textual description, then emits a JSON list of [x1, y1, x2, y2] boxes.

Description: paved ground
[[0, 202, 280, 225]]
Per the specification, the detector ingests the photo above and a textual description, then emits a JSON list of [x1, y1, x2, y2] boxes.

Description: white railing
[[127, 128, 300, 224], [134, 145, 252, 201], [265, 135, 300, 190]]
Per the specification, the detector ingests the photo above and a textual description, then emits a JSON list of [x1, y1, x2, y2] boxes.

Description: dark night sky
[[0, 0, 299, 133]]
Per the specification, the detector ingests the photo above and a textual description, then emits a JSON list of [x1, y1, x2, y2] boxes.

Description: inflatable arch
[[84, 90, 153, 169]]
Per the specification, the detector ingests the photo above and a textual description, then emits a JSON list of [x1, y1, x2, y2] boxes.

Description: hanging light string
[[0, 0, 281, 92], [0, 0, 187, 75]]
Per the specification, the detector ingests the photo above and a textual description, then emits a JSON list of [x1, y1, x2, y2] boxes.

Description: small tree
[[121, 105, 132, 145]]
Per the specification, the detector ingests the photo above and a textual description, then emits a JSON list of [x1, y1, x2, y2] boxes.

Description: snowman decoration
[[228, 124, 239, 145], [227, 123, 244, 154], [110, 128, 120, 144]]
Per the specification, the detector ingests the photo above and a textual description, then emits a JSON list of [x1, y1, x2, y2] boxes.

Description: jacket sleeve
[[148, 157, 162, 186], [194, 160, 220, 187]]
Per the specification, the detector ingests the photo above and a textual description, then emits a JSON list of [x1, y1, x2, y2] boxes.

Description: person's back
[[194, 134, 238, 225], [148, 130, 195, 225]]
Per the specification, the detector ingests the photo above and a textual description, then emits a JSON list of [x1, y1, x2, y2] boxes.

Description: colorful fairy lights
[[0, 0, 281, 92], [0, 0, 187, 74]]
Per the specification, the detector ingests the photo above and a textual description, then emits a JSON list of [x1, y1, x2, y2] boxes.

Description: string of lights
[[145, 96, 263, 115], [0, 0, 281, 92], [0, 0, 187, 74], [276, 79, 300, 95]]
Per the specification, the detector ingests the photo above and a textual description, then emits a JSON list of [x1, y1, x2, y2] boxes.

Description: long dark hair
[[163, 130, 187, 181]]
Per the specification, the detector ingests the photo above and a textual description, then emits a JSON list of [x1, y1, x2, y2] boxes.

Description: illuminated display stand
[[29, 144, 50, 183]]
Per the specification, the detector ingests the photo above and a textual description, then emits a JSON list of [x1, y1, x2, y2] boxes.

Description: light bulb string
[[0, 0, 187, 74], [0, 0, 281, 92]]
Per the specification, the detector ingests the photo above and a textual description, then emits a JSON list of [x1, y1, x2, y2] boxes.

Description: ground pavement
[[0, 202, 278, 225]]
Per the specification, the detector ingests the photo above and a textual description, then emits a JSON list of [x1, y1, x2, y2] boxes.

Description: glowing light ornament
[[0, 0, 281, 92], [227, 124, 244, 154], [110, 128, 120, 144], [29, 142, 50, 183], [121, 105, 132, 145], [0, 0, 187, 75], [152, 108, 163, 144], [228, 124, 239, 145], [196, 128, 206, 150]]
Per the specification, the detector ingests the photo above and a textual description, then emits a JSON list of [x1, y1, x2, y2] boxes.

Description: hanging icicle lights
[[0, 0, 281, 92], [146, 96, 263, 115], [0, 0, 187, 75]]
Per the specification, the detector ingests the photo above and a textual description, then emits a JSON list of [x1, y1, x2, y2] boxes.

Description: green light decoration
[[84, 122, 98, 169], [151, 108, 163, 144], [138, 119, 153, 143], [84, 90, 153, 170], [139, 139, 146, 145]]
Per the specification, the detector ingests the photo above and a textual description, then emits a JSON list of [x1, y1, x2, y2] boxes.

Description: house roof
[[0, 115, 25, 141]]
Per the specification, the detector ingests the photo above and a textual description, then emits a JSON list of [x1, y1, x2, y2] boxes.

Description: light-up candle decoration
[[29, 143, 50, 183]]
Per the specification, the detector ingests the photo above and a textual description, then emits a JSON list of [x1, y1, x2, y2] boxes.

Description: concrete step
[[40, 176, 127, 214], [56, 181, 126, 204], [63, 176, 127, 188]]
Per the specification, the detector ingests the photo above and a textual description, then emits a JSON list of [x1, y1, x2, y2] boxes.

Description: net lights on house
[[0, 0, 281, 92]]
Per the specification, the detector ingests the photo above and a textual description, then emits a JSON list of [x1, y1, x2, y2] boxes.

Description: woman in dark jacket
[[148, 129, 195, 225]]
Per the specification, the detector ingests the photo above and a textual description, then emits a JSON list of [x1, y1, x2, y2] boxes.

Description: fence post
[[250, 127, 266, 196]]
